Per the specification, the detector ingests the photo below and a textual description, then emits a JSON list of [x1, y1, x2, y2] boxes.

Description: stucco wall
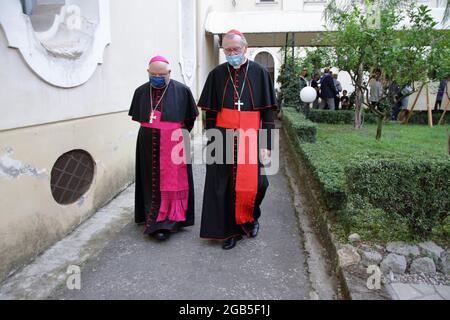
[[0, 112, 137, 281], [0, 0, 184, 282]]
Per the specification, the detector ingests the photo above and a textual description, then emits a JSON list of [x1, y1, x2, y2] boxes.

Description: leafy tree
[[277, 46, 303, 109], [323, 0, 449, 139], [301, 47, 337, 76]]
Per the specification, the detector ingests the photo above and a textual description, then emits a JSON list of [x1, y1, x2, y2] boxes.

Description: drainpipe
[[291, 32, 295, 64], [284, 33, 288, 65]]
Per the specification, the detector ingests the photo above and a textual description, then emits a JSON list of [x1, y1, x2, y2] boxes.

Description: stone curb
[[282, 123, 390, 300]]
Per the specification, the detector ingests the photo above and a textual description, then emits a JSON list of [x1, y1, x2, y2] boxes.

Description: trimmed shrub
[[345, 158, 450, 237], [306, 109, 378, 124], [305, 109, 450, 126], [282, 110, 346, 210], [283, 109, 317, 143], [407, 111, 450, 125], [300, 147, 347, 211]]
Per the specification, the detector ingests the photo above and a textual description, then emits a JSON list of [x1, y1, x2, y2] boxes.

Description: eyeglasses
[[223, 47, 243, 55], [148, 72, 170, 77]]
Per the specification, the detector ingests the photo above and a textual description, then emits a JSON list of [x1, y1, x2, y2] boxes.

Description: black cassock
[[129, 80, 199, 235], [198, 60, 278, 240]]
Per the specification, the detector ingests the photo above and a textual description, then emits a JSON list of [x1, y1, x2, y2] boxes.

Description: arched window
[[255, 52, 275, 85]]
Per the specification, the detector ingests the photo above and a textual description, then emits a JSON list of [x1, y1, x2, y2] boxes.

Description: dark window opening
[[51, 150, 95, 205], [255, 52, 275, 86]]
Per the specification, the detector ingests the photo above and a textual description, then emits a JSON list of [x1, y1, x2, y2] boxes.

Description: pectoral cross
[[235, 99, 244, 111], [149, 111, 157, 124]]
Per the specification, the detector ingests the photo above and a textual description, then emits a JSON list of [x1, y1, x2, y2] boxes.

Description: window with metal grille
[[50, 150, 95, 205]]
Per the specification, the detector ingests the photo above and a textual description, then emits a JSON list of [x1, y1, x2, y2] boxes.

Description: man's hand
[[260, 148, 271, 165]]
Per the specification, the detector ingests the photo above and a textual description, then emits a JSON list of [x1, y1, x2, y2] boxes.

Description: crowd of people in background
[[298, 67, 354, 113], [298, 68, 450, 121]]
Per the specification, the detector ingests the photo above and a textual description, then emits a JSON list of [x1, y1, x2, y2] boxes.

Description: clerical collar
[[229, 59, 249, 70], [150, 84, 167, 90]]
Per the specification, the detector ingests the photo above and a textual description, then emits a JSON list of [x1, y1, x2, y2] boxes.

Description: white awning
[[205, 8, 448, 47], [205, 10, 327, 47]]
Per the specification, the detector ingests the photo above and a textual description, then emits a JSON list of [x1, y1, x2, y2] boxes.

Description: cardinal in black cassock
[[198, 30, 278, 250], [129, 56, 199, 241]]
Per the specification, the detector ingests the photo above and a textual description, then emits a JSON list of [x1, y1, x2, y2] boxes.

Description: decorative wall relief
[[0, 0, 111, 88]]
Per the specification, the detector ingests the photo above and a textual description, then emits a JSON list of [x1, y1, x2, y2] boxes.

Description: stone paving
[[386, 283, 450, 300]]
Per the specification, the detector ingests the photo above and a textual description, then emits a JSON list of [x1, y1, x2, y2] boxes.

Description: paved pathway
[[45, 137, 313, 300], [386, 283, 450, 300]]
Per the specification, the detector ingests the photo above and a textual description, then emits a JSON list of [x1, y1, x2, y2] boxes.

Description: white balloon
[[300, 86, 317, 103]]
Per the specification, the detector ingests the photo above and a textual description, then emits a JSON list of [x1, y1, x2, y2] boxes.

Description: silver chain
[[150, 81, 170, 112], [227, 61, 250, 108]]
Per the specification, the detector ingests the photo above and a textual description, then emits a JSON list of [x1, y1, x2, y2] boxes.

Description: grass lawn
[[315, 122, 450, 157], [298, 122, 450, 244], [301, 123, 450, 195]]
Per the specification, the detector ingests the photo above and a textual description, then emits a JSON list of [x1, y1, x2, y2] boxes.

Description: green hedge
[[283, 108, 317, 143], [282, 110, 345, 210], [407, 111, 450, 125], [306, 110, 378, 124], [346, 159, 450, 236], [305, 109, 450, 125], [300, 152, 347, 211]]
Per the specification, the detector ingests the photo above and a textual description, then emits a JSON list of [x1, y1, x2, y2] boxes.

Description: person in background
[[434, 75, 450, 112], [398, 83, 414, 122], [333, 73, 342, 110], [310, 73, 320, 109], [340, 90, 350, 110], [388, 80, 401, 121], [369, 74, 383, 110], [298, 68, 309, 113], [319, 69, 338, 110]]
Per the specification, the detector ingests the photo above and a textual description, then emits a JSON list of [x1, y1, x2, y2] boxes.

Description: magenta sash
[[141, 111, 189, 223]]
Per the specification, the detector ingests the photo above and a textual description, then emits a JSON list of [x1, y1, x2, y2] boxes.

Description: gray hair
[[223, 33, 248, 47]]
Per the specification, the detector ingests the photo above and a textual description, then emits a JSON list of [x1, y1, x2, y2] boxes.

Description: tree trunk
[[376, 115, 383, 140], [354, 64, 364, 129]]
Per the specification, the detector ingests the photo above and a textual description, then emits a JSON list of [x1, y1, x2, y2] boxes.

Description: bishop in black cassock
[[198, 30, 278, 250], [129, 56, 199, 241]]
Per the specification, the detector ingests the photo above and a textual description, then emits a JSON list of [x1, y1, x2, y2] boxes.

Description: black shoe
[[250, 221, 260, 238], [222, 235, 243, 250], [154, 231, 170, 241]]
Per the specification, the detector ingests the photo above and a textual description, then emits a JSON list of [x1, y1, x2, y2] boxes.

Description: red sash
[[216, 108, 260, 225]]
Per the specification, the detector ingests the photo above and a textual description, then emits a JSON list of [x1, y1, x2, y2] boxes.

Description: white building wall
[[0, 0, 187, 282]]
